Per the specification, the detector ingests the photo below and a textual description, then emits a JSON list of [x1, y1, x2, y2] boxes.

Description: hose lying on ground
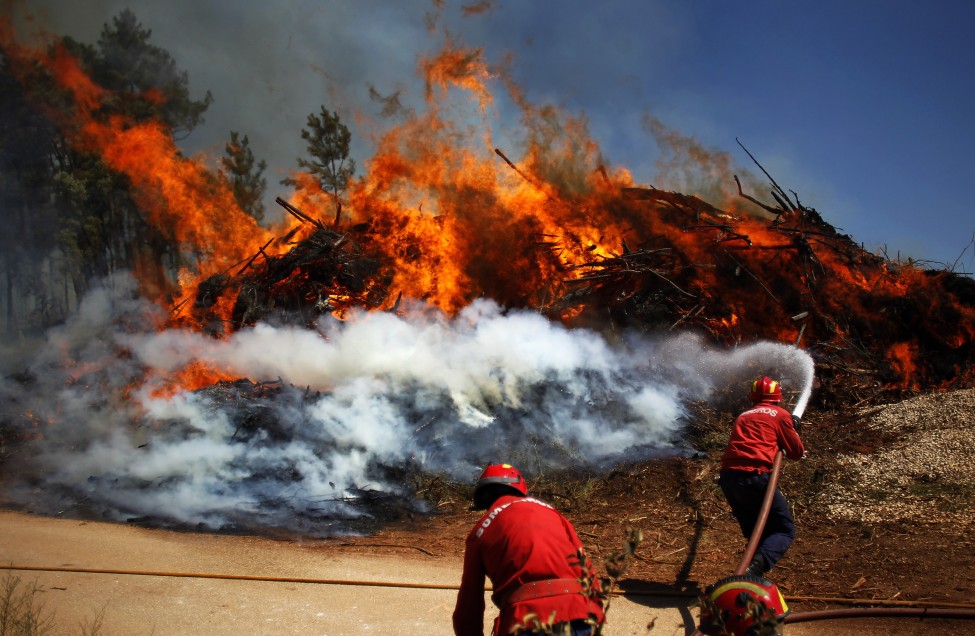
[[7, 563, 975, 613]]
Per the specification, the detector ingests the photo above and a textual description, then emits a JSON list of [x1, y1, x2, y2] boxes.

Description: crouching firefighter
[[452, 463, 606, 636]]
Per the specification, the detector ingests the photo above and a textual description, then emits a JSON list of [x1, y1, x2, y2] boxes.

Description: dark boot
[[745, 554, 768, 577]]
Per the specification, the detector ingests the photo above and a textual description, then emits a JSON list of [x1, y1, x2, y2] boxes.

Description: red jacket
[[452, 495, 605, 636], [721, 401, 805, 472]]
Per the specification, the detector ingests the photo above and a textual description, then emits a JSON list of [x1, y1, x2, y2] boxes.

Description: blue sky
[[14, 0, 975, 271]]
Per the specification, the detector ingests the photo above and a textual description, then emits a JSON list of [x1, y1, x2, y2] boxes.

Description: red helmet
[[749, 376, 782, 403], [698, 575, 790, 636], [473, 463, 528, 508]]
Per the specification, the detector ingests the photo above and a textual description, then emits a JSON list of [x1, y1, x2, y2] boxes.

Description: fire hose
[[716, 450, 975, 628], [773, 369, 974, 626], [732, 449, 784, 577], [6, 563, 975, 615]]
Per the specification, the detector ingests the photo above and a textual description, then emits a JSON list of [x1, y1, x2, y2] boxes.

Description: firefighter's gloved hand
[[792, 415, 802, 434]]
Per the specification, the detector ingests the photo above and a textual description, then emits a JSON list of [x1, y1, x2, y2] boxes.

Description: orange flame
[[0, 28, 295, 316], [146, 361, 240, 399], [3, 16, 974, 395], [887, 342, 920, 390]]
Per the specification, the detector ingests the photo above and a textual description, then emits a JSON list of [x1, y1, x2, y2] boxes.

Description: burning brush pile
[[186, 158, 975, 409]]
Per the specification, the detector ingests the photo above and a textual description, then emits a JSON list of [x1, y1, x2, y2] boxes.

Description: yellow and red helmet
[[473, 463, 528, 508], [698, 575, 790, 636], [749, 376, 783, 403]]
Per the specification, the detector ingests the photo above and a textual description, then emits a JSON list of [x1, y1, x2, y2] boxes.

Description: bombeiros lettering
[[475, 497, 552, 538]]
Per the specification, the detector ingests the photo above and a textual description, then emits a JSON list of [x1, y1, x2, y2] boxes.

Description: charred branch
[[494, 148, 538, 189], [276, 197, 326, 230], [736, 138, 799, 213], [734, 174, 782, 217]]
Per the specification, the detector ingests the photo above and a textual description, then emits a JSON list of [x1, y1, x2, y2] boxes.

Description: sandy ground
[[1, 509, 965, 635], [0, 509, 695, 635]]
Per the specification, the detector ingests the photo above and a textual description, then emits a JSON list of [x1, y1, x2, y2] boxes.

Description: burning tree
[[0, 9, 216, 332], [281, 107, 356, 227]]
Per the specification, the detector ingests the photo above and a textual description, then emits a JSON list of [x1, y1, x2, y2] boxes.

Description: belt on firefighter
[[722, 468, 770, 476], [504, 578, 585, 605]]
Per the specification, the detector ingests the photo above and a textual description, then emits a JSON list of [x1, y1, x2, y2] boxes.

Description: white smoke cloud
[[0, 276, 814, 535]]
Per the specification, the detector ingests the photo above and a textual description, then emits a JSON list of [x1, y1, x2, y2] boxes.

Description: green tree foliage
[[221, 131, 267, 224], [50, 9, 213, 301], [0, 9, 212, 333], [283, 107, 355, 225], [66, 8, 213, 137]]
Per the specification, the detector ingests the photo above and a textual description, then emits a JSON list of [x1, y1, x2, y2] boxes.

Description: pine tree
[[283, 107, 355, 225], [88, 8, 213, 137], [221, 131, 267, 224], [0, 55, 60, 334]]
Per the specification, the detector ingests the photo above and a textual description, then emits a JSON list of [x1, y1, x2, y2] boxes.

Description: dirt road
[[0, 510, 694, 635], [1, 509, 966, 635]]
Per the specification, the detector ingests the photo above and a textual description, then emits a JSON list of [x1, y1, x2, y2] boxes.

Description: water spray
[[790, 348, 815, 421]]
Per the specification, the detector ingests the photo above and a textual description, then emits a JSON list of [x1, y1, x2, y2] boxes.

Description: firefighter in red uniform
[[452, 463, 605, 636], [718, 377, 805, 578]]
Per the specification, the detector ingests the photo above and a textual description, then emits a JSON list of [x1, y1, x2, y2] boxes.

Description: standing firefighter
[[718, 377, 805, 578], [452, 463, 606, 636]]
